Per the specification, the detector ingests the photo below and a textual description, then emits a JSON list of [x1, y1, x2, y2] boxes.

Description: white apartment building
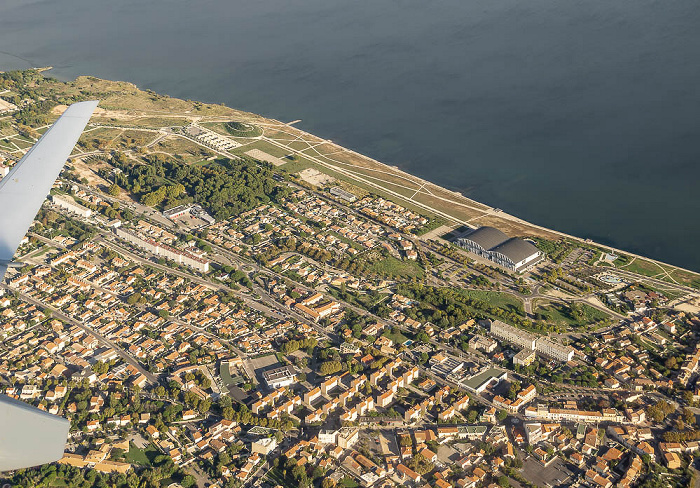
[[262, 365, 297, 389], [489, 320, 575, 363], [525, 405, 624, 423], [114, 227, 210, 272], [535, 337, 575, 362], [51, 194, 92, 218], [489, 320, 537, 350]]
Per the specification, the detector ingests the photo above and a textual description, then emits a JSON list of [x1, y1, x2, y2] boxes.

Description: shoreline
[[8, 69, 700, 285], [258, 119, 700, 282]]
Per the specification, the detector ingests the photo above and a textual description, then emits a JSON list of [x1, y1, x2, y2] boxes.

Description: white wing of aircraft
[[0, 100, 98, 471]]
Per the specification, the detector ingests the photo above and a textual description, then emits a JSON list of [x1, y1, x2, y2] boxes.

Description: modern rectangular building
[[262, 365, 297, 389], [455, 226, 543, 272]]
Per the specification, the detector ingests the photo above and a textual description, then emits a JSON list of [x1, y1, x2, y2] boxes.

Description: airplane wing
[[0, 394, 71, 470], [0, 100, 97, 471], [0, 100, 99, 281]]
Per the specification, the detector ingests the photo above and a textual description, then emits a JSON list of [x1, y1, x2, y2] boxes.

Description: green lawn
[[340, 477, 360, 488], [29, 246, 54, 258], [231, 139, 291, 159], [383, 328, 409, 345], [122, 442, 160, 466], [277, 157, 316, 174], [461, 290, 524, 313], [671, 268, 700, 290], [535, 302, 611, 329], [201, 121, 262, 137], [615, 256, 700, 290], [370, 255, 425, 279], [620, 258, 667, 278]]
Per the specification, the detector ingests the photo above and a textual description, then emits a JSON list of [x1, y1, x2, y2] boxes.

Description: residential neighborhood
[[1, 69, 700, 488]]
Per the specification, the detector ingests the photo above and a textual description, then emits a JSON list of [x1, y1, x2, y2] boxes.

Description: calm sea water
[[2, 0, 699, 271]]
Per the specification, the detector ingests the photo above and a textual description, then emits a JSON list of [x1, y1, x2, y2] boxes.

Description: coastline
[[242, 117, 700, 284], [8, 71, 700, 287]]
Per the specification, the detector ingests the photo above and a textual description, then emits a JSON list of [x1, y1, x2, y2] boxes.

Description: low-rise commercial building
[[462, 367, 508, 394], [262, 365, 297, 389]]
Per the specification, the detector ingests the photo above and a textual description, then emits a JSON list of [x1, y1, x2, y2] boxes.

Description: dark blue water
[[2, 0, 699, 271]]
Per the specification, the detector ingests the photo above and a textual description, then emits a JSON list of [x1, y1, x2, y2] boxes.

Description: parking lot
[[522, 456, 579, 487], [246, 354, 282, 385]]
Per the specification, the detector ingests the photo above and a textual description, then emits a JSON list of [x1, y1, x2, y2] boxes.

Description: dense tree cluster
[[108, 153, 276, 219], [3, 460, 191, 488], [407, 453, 434, 475], [269, 455, 327, 488], [140, 184, 185, 207], [35, 208, 96, 242], [280, 337, 317, 355], [319, 360, 342, 376], [395, 282, 539, 332], [647, 399, 675, 423], [0, 70, 60, 126]]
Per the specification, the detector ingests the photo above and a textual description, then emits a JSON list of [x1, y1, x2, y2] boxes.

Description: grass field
[[10, 138, 32, 149], [278, 158, 315, 174], [370, 255, 424, 279], [461, 290, 524, 313], [0, 139, 16, 151], [151, 136, 216, 163], [130, 116, 189, 128], [619, 258, 667, 277], [383, 328, 409, 345], [612, 255, 700, 290], [535, 302, 611, 329], [671, 268, 700, 289], [202, 121, 263, 138], [28, 246, 54, 258], [122, 442, 160, 466], [233, 139, 293, 159], [287, 140, 312, 151]]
